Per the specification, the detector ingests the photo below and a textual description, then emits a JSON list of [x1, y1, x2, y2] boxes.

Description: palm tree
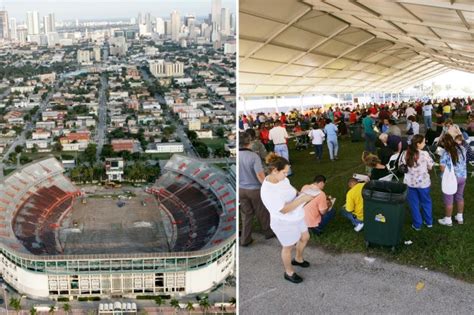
[[9, 297, 21, 314], [155, 296, 164, 307], [63, 303, 71, 315], [185, 302, 194, 314], [170, 298, 180, 314], [199, 298, 210, 314], [49, 305, 56, 314], [229, 297, 236, 307], [30, 306, 37, 315]]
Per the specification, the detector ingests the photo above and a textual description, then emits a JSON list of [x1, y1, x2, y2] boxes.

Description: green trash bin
[[362, 180, 408, 249], [349, 124, 362, 142]]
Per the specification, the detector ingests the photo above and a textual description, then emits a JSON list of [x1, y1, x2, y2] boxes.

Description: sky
[[1, 0, 236, 21], [420, 70, 474, 88]]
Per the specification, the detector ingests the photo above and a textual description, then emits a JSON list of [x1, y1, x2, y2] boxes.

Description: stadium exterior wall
[[0, 238, 235, 299]]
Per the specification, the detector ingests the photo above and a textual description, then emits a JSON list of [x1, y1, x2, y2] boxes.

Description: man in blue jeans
[[323, 119, 339, 161], [362, 113, 376, 153], [269, 120, 292, 175]]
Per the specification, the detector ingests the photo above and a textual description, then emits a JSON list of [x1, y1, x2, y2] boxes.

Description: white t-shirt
[[260, 177, 305, 222], [269, 126, 288, 145], [408, 121, 420, 135], [308, 129, 325, 145], [422, 104, 433, 116], [406, 107, 416, 118]]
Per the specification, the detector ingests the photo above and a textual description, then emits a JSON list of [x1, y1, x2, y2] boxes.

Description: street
[[95, 73, 108, 160]]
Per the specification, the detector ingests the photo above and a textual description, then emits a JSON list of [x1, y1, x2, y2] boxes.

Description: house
[[32, 129, 51, 140], [59, 132, 90, 151], [145, 142, 184, 153], [105, 158, 124, 182], [111, 139, 140, 153]]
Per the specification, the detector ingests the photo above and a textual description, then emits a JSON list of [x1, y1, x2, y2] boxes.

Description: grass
[[201, 138, 227, 150], [282, 134, 474, 283]]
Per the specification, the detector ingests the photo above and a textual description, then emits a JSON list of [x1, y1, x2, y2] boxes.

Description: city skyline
[[0, 0, 236, 21]]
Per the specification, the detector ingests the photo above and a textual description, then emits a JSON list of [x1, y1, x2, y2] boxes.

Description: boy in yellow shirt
[[341, 178, 365, 232]]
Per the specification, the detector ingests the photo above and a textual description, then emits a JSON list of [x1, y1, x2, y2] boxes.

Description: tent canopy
[[239, 0, 474, 96]]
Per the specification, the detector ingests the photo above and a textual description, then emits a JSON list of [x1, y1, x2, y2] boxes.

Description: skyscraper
[[48, 13, 56, 32], [43, 15, 50, 34], [26, 11, 40, 35], [220, 8, 230, 36], [155, 18, 165, 35], [170, 10, 180, 42], [211, 0, 222, 25], [0, 11, 9, 39], [9, 18, 16, 40]]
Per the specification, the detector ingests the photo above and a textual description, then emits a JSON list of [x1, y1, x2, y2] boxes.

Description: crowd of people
[[239, 97, 473, 284]]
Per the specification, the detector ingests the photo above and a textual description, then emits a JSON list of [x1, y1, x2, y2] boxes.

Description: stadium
[[0, 155, 236, 299]]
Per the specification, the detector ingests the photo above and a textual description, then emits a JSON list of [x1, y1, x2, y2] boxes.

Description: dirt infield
[[58, 190, 171, 255]]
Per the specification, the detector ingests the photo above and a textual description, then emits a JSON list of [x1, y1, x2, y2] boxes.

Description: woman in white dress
[[260, 153, 313, 283]]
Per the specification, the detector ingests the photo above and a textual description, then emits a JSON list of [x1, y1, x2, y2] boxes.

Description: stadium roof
[[239, 0, 474, 96]]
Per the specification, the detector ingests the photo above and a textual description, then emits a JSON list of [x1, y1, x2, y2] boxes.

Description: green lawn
[[281, 135, 473, 283], [201, 138, 227, 150]]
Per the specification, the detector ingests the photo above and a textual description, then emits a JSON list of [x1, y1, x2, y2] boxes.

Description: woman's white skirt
[[270, 218, 308, 247]]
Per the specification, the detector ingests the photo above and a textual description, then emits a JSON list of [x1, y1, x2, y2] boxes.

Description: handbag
[[397, 151, 409, 174], [441, 157, 457, 195], [406, 127, 414, 135]]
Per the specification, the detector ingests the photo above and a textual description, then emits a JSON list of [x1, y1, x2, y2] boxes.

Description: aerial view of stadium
[[0, 155, 235, 299]]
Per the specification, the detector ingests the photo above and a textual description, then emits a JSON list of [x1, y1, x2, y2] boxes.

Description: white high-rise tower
[[220, 8, 230, 36], [170, 10, 180, 42], [26, 11, 40, 35], [211, 0, 222, 25]]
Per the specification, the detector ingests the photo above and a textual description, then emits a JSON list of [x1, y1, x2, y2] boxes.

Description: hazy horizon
[[1, 0, 236, 22]]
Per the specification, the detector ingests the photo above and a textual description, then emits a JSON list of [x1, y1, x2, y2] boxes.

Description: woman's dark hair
[[442, 134, 460, 165], [406, 134, 425, 167], [245, 128, 257, 140], [265, 152, 289, 172], [313, 174, 326, 183]]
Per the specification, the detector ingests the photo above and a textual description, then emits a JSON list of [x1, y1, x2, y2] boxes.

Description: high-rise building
[[77, 50, 91, 64], [145, 12, 152, 33], [9, 18, 17, 40], [230, 13, 236, 33], [185, 15, 195, 27], [220, 8, 230, 36], [165, 20, 171, 35], [170, 10, 180, 42], [0, 11, 9, 39], [155, 18, 164, 35], [93, 46, 101, 62], [149, 60, 184, 78], [211, 0, 222, 25], [26, 11, 40, 35], [43, 15, 50, 34], [47, 13, 56, 33]]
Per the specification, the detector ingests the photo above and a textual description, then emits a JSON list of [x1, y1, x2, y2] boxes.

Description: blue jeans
[[407, 187, 432, 228], [314, 144, 323, 160], [309, 208, 335, 233], [423, 115, 432, 130], [327, 139, 338, 160], [364, 133, 376, 153], [341, 207, 363, 227], [274, 144, 292, 175]]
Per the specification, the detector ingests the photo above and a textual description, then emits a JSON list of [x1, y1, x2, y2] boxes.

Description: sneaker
[[423, 222, 433, 228], [354, 223, 364, 232], [411, 224, 421, 231], [284, 272, 303, 284], [291, 259, 310, 268], [438, 217, 453, 227], [455, 214, 464, 225]]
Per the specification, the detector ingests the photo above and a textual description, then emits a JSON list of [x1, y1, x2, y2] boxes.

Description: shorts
[[443, 177, 466, 206], [270, 218, 307, 247]]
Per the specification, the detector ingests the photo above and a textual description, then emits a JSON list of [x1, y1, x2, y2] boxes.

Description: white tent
[[240, 0, 474, 97]]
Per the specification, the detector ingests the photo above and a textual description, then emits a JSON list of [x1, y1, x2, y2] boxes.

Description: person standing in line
[[406, 115, 420, 144], [239, 133, 274, 246], [362, 113, 376, 153], [422, 101, 433, 130], [308, 124, 325, 161], [400, 134, 434, 231], [269, 120, 292, 175], [260, 153, 313, 284], [323, 118, 339, 161], [438, 135, 467, 226]]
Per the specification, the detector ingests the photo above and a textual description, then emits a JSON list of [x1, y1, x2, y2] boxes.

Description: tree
[[84, 143, 97, 165], [185, 302, 194, 313], [154, 296, 164, 307], [229, 297, 236, 307], [186, 130, 198, 141], [9, 297, 21, 314], [15, 145, 24, 154], [216, 127, 225, 138], [170, 299, 180, 313], [30, 306, 37, 315], [63, 303, 71, 315], [49, 305, 56, 314], [199, 297, 210, 314], [53, 142, 63, 152]]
